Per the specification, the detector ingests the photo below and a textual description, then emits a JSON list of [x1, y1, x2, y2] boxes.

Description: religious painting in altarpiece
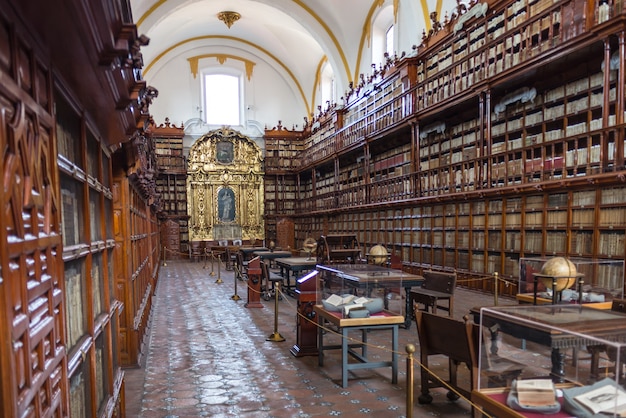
[[187, 127, 264, 241]]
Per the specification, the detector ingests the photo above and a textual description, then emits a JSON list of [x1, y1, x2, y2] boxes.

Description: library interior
[[2, 0, 626, 416]]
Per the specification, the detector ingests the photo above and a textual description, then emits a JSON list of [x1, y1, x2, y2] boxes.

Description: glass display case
[[518, 257, 625, 306], [313, 263, 423, 387], [473, 305, 626, 417], [315, 263, 424, 322]]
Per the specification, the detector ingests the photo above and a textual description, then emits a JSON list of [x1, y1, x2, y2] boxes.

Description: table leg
[[392, 324, 398, 384], [318, 318, 324, 367], [342, 327, 349, 388], [551, 348, 566, 381], [403, 286, 412, 329]]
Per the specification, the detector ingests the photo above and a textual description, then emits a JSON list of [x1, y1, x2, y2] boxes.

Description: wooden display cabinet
[[290, 271, 320, 357]]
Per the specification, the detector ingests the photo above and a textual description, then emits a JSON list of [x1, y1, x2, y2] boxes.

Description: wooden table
[[253, 250, 292, 261], [316, 264, 424, 328], [239, 246, 268, 261], [275, 257, 318, 295], [314, 305, 404, 388]]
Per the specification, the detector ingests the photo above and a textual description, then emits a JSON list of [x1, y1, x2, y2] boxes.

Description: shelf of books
[[56, 88, 124, 416], [263, 0, 626, 298]]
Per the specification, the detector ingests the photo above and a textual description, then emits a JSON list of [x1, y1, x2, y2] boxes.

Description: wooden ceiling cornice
[[6, 0, 153, 149]]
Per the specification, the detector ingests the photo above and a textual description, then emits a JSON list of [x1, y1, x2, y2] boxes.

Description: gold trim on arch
[[354, 0, 386, 84], [311, 56, 328, 117], [144, 35, 310, 117], [188, 54, 256, 80], [137, 0, 353, 84]]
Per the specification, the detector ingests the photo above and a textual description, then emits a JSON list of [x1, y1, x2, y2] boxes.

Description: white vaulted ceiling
[[130, 0, 455, 134]]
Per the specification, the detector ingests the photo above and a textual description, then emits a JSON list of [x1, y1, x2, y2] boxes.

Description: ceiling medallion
[[217, 11, 241, 29]]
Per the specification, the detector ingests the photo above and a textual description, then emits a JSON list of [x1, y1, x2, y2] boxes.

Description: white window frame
[[201, 69, 244, 127]]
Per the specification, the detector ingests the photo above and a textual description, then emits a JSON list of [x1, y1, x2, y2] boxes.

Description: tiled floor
[[124, 259, 517, 417]]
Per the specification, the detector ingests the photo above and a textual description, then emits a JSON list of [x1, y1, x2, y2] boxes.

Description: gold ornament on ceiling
[[217, 11, 241, 28]]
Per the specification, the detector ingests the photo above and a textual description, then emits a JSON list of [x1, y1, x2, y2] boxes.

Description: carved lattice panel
[[0, 93, 65, 416]]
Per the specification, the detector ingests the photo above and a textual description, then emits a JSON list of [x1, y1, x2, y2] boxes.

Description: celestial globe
[[369, 245, 388, 265], [539, 256, 578, 291]]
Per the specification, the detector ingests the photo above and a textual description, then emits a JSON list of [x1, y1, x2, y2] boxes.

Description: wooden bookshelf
[[261, 0, 626, 299]]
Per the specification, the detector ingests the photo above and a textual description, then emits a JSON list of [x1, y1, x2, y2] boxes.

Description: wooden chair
[[234, 251, 249, 280], [410, 270, 457, 316], [414, 309, 475, 404], [189, 241, 204, 262], [414, 309, 524, 410], [261, 260, 284, 301]]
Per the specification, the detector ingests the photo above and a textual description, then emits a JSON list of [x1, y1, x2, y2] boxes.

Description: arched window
[[385, 25, 395, 58], [319, 61, 335, 109], [203, 73, 242, 126], [371, 4, 395, 65]]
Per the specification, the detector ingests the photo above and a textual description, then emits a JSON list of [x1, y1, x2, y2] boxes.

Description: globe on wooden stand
[[303, 237, 317, 260], [532, 256, 584, 305], [368, 244, 389, 266]]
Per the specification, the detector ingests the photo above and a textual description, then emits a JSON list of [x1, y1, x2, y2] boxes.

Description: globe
[[303, 237, 318, 260], [368, 245, 388, 265], [538, 257, 579, 292]]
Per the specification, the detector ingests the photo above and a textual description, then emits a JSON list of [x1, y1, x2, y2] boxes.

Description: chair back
[[611, 298, 626, 313], [422, 270, 457, 294], [414, 309, 474, 365]]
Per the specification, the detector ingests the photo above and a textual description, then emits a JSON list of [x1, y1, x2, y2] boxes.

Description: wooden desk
[[253, 250, 292, 260], [316, 264, 424, 328], [275, 257, 318, 295], [239, 246, 268, 261], [253, 250, 292, 269], [314, 305, 403, 388]]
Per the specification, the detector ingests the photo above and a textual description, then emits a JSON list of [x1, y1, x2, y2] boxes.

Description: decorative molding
[[217, 11, 241, 28], [187, 54, 256, 80]]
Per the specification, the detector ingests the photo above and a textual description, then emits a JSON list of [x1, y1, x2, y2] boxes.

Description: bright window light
[[386, 25, 394, 57], [204, 74, 240, 125]]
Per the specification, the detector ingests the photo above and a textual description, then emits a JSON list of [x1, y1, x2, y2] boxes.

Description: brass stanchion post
[[406, 344, 415, 418], [493, 272, 499, 306], [215, 253, 223, 284], [231, 264, 241, 301], [209, 250, 216, 276], [162, 246, 167, 267], [267, 281, 285, 342], [203, 248, 208, 269]]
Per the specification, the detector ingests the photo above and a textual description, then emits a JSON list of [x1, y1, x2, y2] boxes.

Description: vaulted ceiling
[[130, 0, 451, 131]]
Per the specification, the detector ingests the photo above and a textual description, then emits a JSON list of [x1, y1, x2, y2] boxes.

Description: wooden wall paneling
[[0, 8, 67, 416]]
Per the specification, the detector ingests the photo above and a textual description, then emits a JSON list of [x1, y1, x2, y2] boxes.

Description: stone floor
[[123, 259, 517, 417]]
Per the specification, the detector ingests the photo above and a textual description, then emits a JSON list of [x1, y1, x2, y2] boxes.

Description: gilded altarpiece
[[187, 128, 264, 241]]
